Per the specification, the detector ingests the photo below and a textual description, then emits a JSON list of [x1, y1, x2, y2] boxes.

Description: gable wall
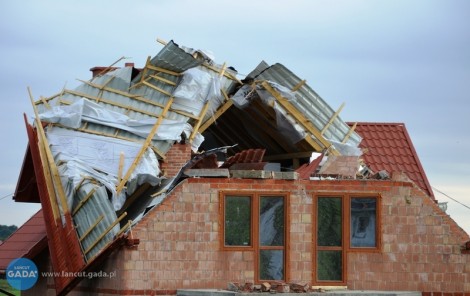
[[58, 176, 469, 295]]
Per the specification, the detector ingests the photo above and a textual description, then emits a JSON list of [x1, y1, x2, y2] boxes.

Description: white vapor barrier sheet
[[172, 66, 222, 116], [47, 127, 160, 210], [39, 98, 187, 141]]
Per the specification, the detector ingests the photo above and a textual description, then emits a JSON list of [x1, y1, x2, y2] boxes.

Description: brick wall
[[160, 143, 192, 177], [347, 179, 470, 292], [56, 174, 469, 295]]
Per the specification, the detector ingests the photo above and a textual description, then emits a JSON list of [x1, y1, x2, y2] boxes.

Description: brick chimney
[[160, 144, 192, 177], [89, 62, 134, 78]]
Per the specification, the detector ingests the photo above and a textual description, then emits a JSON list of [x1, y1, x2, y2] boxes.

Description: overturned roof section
[[0, 210, 47, 271], [249, 62, 361, 147], [36, 40, 239, 158], [200, 61, 361, 163], [352, 122, 434, 198]]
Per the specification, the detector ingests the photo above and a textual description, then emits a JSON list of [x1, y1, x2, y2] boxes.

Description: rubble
[[227, 281, 312, 293]]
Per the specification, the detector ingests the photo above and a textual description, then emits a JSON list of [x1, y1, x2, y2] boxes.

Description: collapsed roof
[[15, 39, 370, 295]]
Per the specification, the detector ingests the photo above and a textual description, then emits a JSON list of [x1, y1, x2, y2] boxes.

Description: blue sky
[[1, 0, 469, 234]]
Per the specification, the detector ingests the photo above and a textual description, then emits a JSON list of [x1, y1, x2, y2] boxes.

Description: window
[[315, 197, 344, 282], [314, 194, 380, 285], [350, 197, 377, 248], [224, 195, 252, 247], [221, 192, 289, 282], [259, 196, 285, 280]]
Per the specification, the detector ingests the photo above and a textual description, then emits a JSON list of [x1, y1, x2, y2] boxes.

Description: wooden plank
[[189, 101, 210, 143], [75, 80, 198, 119], [115, 220, 133, 237], [64, 89, 161, 118], [84, 212, 127, 255], [40, 96, 51, 109], [79, 215, 104, 242], [342, 122, 357, 144], [35, 123, 60, 224], [74, 178, 87, 192], [117, 152, 125, 185], [303, 135, 324, 152], [90, 56, 126, 80], [260, 81, 336, 154], [139, 56, 151, 84], [72, 188, 96, 216], [291, 79, 306, 92], [149, 74, 177, 86], [142, 80, 173, 97], [198, 95, 233, 133], [321, 102, 345, 135], [218, 62, 227, 77], [116, 97, 174, 194], [202, 63, 242, 84], [146, 64, 181, 76], [156, 38, 168, 45], [28, 87, 71, 218]]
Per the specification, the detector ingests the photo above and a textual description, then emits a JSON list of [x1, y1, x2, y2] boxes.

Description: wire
[[0, 193, 13, 201], [432, 186, 470, 211]]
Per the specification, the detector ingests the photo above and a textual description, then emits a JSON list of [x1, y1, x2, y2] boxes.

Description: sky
[[0, 0, 469, 235]]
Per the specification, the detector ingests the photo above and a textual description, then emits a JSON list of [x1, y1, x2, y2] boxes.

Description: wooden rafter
[[321, 102, 345, 135], [342, 122, 357, 144], [259, 81, 337, 155], [60, 83, 198, 119], [84, 212, 127, 255], [291, 79, 306, 92], [79, 215, 104, 242], [198, 93, 233, 133], [146, 64, 181, 76], [116, 97, 174, 194], [149, 74, 177, 86], [142, 80, 173, 97], [90, 56, 127, 81], [190, 62, 228, 141], [72, 188, 96, 216], [189, 101, 210, 143], [29, 87, 71, 218]]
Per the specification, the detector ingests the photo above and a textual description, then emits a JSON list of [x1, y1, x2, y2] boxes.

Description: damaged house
[[1, 39, 470, 295]]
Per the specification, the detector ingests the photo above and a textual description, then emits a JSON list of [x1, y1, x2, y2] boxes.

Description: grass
[[0, 278, 21, 296]]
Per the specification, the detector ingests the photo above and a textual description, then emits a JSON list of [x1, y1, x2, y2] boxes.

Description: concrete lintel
[[184, 169, 230, 178]]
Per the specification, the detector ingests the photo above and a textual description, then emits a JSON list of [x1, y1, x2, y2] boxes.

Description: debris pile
[[228, 281, 311, 293]]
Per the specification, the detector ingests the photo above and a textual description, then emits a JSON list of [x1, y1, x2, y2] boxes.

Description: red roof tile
[[220, 148, 266, 168], [350, 122, 434, 198], [0, 209, 47, 270]]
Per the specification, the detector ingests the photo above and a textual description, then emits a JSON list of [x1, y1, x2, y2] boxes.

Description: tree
[[0, 225, 18, 241]]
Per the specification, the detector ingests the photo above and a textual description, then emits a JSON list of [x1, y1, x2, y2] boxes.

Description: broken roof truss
[[22, 39, 360, 295]]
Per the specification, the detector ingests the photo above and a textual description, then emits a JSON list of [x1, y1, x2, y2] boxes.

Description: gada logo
[[6, 258, 39, 290]]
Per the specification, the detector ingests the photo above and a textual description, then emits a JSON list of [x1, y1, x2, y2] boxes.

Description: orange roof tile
[[351, 122, 434, 198]]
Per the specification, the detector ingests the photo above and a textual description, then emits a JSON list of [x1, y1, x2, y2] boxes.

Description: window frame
[[220, 191, 290, 283], [313, 193, 381, 286]]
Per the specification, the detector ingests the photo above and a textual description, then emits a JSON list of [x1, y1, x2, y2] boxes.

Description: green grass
[[0, 278, 21, 296]]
